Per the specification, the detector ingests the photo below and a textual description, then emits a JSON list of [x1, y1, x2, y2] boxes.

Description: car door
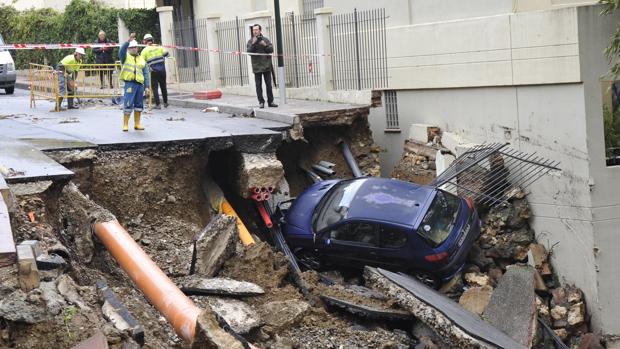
[[373, 224, 410, 270], [319, 221, 381, 268]]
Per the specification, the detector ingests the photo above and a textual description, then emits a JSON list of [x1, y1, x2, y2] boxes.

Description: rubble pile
[[391, 126, 446, 185]]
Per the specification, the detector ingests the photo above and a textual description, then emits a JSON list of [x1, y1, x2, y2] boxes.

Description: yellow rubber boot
[[122, 114, 130, 132], [134, 111, 144, 130]]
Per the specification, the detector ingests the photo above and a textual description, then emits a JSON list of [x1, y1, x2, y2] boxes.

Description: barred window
[[303, 0, 324, 18], [385, 90, 400, 131]]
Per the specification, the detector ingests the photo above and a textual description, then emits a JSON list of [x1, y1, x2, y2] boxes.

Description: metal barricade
[[29, 63, 60, 110], [59, 63, 123, 107]]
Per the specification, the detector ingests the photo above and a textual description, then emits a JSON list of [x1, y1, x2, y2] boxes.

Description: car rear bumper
[[435, 213, 481, 281]]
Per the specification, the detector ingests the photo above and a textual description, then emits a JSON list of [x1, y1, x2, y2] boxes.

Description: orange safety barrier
[[94, 220, 201, 342]]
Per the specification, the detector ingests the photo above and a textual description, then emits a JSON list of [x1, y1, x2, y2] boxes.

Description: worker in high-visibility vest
[[119, 33, 149, 131], [57, 47, 85, 110], [140, 33, 169, 109]]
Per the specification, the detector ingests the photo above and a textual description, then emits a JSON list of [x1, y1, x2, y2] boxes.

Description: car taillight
[[424, 251, 449, 263], [465, 197, 474, 209]]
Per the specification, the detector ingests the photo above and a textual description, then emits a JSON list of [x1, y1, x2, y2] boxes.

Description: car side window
[[379, 225, 407, 248], [330, 222, 379, 246]]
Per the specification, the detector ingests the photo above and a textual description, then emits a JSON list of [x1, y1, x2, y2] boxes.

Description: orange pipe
[[221, 200, 255, 246], [94, 220, 201, 342], [256, 202, 273, 228]]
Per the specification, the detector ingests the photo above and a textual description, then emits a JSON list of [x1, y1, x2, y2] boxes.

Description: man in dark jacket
[[93, 30, 114, 89], [247, 24, 277, 108]]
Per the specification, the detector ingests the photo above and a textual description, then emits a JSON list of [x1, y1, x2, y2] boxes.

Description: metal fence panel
[[266, 12, 320, 88], [170, 18, 211, 83], [216, 17, 249, 87], [329, 8, 388, 90]]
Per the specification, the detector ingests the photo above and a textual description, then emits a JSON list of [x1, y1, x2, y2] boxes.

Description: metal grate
[[170, 17, 211, 83], [384, 90, 399, 130], [266, 12, 321, 88], [302, 0, 324, 18], [329, 8, 388, 90], [216, 17, 249, 87], [431, 143, 561, 207]]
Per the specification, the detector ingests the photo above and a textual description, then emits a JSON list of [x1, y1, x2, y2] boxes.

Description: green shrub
[[0, 0, 160, 69]]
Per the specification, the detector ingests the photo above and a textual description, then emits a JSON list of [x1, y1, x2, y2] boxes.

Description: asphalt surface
[[0, 88, 289, 183]]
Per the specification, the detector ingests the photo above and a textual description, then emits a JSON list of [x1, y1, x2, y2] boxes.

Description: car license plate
[[458, 224, 469, 246]]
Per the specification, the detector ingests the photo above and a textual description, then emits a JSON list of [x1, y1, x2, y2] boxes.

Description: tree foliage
[[602, 0, 620, 77], [0, 0, 159, 68]]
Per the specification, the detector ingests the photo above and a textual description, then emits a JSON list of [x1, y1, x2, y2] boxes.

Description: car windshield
[[314, 179, 366, 232], [416, 190, 461, 247]]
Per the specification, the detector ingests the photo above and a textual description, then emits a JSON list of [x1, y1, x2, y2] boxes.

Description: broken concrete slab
[[39, 281, 66, 316], [365, 267, 525, 349], [0, 139, 74, 184], [36, 253, 67, 271], [0, 175, 15, 213], [483, 265, 537, 348], [21, 240, 42, 258], [458, 286, 493, 315], [58, 274, 90, 311], [96, 280, 145, 346], [233, 153, 284, 198], [207, 297, 261, 334], [408, 124, 441, 144], [17, 243, 39, 291], [177, 276, 265, 297], [0, 193, 16, 267], [260, 300, 310, 331], [321, 294, 413, 321], [192, 215, 238, 277], [0, 289, 52, 323], [191, 308, 245, 349], [70, 331, 109, 349]]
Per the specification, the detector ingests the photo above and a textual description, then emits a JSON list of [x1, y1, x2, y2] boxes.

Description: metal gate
[[216, 17, 249, 87], [329, 8, 388, 90], [170, 17, 211, 83]]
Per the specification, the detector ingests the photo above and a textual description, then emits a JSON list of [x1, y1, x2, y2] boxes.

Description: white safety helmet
[[143, 33, 153, 41], [75, 47, 86, 55], [128, 40, 139, 48]]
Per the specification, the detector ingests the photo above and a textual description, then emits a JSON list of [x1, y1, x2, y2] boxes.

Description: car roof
[[342, 177, 436, 229]]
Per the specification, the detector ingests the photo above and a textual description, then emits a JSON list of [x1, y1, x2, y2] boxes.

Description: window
[[416, 190, 461, 247], [302, 0, 324, 18], [384, 90, 400, 131], [330, 222, 379, 246], [314, 179, 367, 232], [379, 225, 407, 248]]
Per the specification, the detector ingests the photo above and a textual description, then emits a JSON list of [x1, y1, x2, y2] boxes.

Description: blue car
[[281, 177, 481, 285]]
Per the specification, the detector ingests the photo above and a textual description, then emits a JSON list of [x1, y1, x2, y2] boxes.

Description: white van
[[0, 33, 16, 95]]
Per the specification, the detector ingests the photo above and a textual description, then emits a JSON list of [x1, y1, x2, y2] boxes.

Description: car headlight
[[6, 63, 14, 72]]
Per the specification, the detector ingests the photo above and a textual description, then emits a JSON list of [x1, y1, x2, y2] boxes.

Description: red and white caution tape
[[0, 42, 332, 58]]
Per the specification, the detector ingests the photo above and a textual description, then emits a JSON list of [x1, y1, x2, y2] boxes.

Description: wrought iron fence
[[170, 17, 211, 83], [216, 17, 249, 87], [329, 8, 388, 90], [266, 12, 320, 88]]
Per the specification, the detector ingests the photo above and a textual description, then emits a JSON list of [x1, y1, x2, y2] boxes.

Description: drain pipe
[[299, 166, 322, 183], [221, 200, 255, 246], [338, 140, 363, 178], [94, 220, 201, 342]]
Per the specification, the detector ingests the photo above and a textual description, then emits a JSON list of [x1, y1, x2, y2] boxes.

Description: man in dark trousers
[[93, 30, 114, 89], [247, 24, 277, 108]]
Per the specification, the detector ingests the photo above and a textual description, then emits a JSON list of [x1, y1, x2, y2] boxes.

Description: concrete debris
[[206, 297, 261, 334], [458, 286, 493, 315], [411, 321, 450, 349], [192, 215, 239, 277], [191, 307, 245, 349], [320, 294, 413, 321], [260, 300, 310, 331], [96, 280, 145, 346], [17, 243, 40, 291], [20, 240, 42, 257], [57, 274, 91, 311], [0, 289, 51, 323], [178, 276, 265, 297], [70, 331, 109, 349], [36, 253, 67, 270], [483, 265, 537, 348], [391, 139, 444, 185], [568, 302, 585, 326], [47, 149, 97, 165], [39, 281, 66, 316], [233, 153, 284, 198], [415, 336, 439, 349], [463, 272, 490, 287], [0, 187, 16, 267]]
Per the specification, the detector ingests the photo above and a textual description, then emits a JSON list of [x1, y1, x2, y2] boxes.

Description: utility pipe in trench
[[94, 220, 201, 342]]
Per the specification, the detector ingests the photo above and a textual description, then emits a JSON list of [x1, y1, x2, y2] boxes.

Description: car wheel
[[294, 249, 322, 270], [5, 87, 14, 95]]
